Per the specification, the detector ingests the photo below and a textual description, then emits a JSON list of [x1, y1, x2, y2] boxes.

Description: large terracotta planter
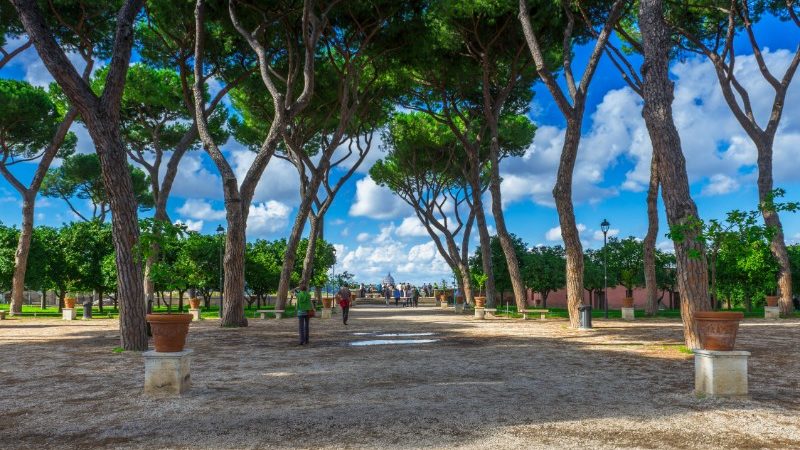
[[622, 297, 634, 308], [695, 311, 744, 351], [474, 296, 486, 308], [322, 297, 333, 309], [765, 296, 779, 307], [189, 298, 201, 310], [64, 297, 76, 309], [146, 313, 192, 352]]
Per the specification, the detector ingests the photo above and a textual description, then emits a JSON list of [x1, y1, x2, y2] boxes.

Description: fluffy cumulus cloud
[[175, 219, 204, 232], [501, 48, 800, 208], [247, 201, 292, 237], [336, 239, 451, 284], [591, 228, 620, 241], [395, 216, 430, 238], [348, 177, 408, 219], [545, 223, 587, 242], [177, 199, 226, 221]]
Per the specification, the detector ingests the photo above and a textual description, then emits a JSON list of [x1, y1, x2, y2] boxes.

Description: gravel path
[[1, 306, 798, 449]]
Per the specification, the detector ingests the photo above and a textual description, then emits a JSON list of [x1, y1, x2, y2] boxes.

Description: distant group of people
[[380, 283, 420, 308]]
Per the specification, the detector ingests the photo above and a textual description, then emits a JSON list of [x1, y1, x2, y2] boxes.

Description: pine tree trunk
[[300, 216, 321, 289], [221, 205, 248, 327], [276, 194, 315, 309], [488, 150, 526, 312], [554, 124, 585, 328], [643, 155, 659, 316], [472, 192, 497, 307], [640, 0, 710, 349], [10, 193, 35, 315], [755, 141, 793, 316]]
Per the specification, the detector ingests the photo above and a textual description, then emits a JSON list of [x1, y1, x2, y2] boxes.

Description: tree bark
[[10, 193, 34, 315], [488, 150, 526, 312], [12, 0, 148, 350], [643, 154, 659, 316], [555, 124, 585, 328], [276, 192, 316, 308], [471, 185, 497, 307], [755, 141, 794, 316], [640, 0, 710, 349]]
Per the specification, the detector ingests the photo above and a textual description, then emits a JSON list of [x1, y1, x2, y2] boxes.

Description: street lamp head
[[216, 224, 225, 235], [600, 219, 610, 234]]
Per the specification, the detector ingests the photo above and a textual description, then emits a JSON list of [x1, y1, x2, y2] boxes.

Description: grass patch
[[112, 347, 124, 353], [677, 345, 693, 354]]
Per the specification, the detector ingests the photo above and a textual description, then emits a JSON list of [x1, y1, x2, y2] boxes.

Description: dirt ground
[[1, 306, 798, 450]]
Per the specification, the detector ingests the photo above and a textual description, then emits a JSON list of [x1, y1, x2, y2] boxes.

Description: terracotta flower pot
[[322, 297, 333, 309], [474, 296, 486, 308], [455, 296, 464, 304], [622, 297, 634, 308], [146, 313, 192, 352], [765, 296, 779, 307], [189, 298, 201, 310], [695, 311, 744, 351], [64, 297, 76, 309]]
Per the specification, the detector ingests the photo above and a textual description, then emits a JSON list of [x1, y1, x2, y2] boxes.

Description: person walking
[[296, 286, 312, 345], [338, 285, 352, 325], [393, 285, 401, 307], [413, 286, 420, 308]]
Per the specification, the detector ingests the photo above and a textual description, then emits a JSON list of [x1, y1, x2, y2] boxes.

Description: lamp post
[[601, 219, 610, 319], [216, 224, 224, 318]]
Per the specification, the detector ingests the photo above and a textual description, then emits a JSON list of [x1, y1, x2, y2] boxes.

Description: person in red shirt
[[337, 286, 352, 325]]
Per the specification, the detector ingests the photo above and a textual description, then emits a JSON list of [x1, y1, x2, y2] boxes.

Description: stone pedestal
[[474, 307, 485, 320], [694, 350, 749, 398], [144, 349, 192, 396], [189, 309, 201, 321], [764, 306, 779, 319], [62, 308, 76, 321], [440, 300, 449, 309], [274, 311, 284, 319], [621, 307, 635, 320], [321, 308, 332, 319], [454, 303, 464, 313]]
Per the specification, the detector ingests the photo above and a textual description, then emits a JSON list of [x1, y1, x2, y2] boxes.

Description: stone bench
[[520, 309, 549, 320], [256, 309, 285, 320], [0, 310, 6, 320]]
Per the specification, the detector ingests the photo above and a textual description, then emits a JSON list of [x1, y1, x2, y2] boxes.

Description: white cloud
[[175, 219, 204, 232], [227, 138, 300, 205], [336, 237, 451, 284], [340, 227, 350, 237], [701, 174, 741, 196], [395, 216, 431, 238], [545, 223, 587, 242], [349, 177, 408, 219], [501, 48, 800, 207], [177, 199, 226, 221], [356, 232, 370, 242], [592, 228, 620, 241], [246, 201, 291, 237]]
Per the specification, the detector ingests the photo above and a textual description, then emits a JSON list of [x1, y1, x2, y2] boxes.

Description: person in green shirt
[[296, 286, 312, 345]]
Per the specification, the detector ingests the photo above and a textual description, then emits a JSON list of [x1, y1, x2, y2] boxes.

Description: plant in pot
[[472, 272, 488, 308], [64, 295, 77, 309], [188, 288, 201, 310], [620, 269, 636, 308], [322, 297, 333, 309], [147, 311, 193, 352], [764, 291, 779, 308], [695, 311, 745, 351]]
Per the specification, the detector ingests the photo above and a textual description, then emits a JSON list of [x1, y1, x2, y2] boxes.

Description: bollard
[[82, 301, 93, 320]]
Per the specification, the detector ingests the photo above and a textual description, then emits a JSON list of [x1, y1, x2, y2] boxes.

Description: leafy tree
[[0, 78, 77, 314], [59, 220, 115, 310], [0, 223, 19, 295], [525, 245, 567, 308], [41, 153, 154, 222], [606, 237, 644, 298], [582, 249, 606, 308], [245, 239, 283, 307], [180, 231, 222, 309]]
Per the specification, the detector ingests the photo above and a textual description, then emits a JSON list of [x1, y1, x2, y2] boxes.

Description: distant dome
[[382, 272, 395, 285]]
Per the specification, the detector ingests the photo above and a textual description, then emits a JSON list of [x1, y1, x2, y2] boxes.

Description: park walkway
[[0, 305, 798, 449]]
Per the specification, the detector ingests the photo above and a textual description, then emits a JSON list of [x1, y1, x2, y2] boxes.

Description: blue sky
[[1, 16, 799, 285]]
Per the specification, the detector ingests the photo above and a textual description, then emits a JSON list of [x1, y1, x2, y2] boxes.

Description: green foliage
[[0, 223, 18, 293], [59, 220, 114, 295], [525, 245, 567, 300], [0, 79, 76, 162], [41, 153, 154, 222], [606, 236, 645, 296], [245, 239, 284, 298]]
